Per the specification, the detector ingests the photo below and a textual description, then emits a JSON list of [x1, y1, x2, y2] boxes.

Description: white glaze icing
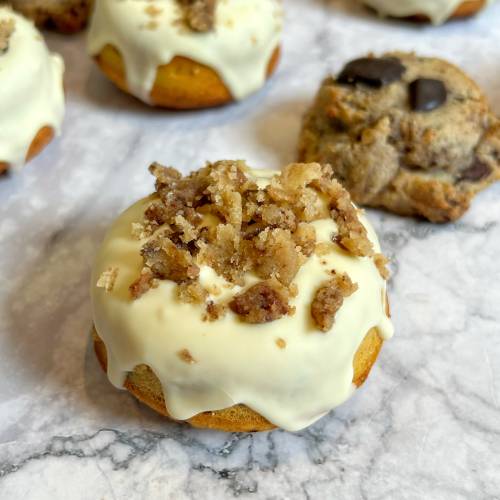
[[91, 169, 393, 432], [87, 0, 283, 103], [0, 7, 64, 169], [363, 0, 494, 24]]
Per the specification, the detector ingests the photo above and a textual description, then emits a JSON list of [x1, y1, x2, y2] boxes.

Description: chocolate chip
[[337, 57, 406, 88], [409, 78, 447, 112], [459, 159, 491, 182]]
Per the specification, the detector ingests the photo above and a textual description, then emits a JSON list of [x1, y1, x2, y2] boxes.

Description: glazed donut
[[91, 161, 394, 432], [0, 7, 64, 172], [362, 0, 492, 24], [87, 0, 283, 109]]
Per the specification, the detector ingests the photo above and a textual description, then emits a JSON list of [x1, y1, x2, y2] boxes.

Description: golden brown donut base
[[406, 0, 485, 21], [0, 126, 54, 174], [94, 44, 281, 109], [93, 325, 384, 432]]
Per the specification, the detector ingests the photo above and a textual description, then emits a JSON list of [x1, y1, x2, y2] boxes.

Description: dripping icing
[[87, 0, 283, 103]]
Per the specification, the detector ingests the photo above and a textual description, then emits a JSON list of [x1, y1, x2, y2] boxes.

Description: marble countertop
[[1, 1, 500, 498]]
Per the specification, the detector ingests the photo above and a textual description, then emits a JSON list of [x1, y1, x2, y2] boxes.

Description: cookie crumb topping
[[0, 19, 15, 54], [178, 0, 216, 32], [97, 267, 119, 292], [276, 338, 287, 349], [311, 273, 358, 332], [374, 253, 390, 280], [229, 279, 293, 324], [129, 161, 383, 329], [178, 349, 197, 364]]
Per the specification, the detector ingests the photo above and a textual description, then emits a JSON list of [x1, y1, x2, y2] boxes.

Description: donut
[[91, 161, 393, 432], [362, 0, 492, 24], [8, 0, 91, 33], [0, 8, 65, 172], [87, 0, 283, 109]]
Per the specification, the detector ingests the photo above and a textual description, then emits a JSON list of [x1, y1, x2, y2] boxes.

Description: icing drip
[[91, 169, 394, 432], [0, 7, 65, 169], [363, 0, 494, 24], [87, 0, 283, 103]]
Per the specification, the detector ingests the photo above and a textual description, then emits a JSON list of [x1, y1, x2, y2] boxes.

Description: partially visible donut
[[0, 126, 55, 174], [362, 0, 491, 24], [94, 44, 281, 110], [87, 0, 283, 108], [0, 7, 64, 172]]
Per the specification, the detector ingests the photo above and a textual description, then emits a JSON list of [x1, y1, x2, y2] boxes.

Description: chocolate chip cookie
[[298, 52, 500, 222]]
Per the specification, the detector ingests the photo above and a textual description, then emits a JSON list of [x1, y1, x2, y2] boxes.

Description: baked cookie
[[87, 0, 282, 109], [0, 7, 65, 173], [298, 52, 500, 222], [91, 161, 393, 432], [362, 0, 493, 24], [6, 0, 91, 33]]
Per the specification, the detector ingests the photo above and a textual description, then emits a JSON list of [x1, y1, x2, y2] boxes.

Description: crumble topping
[[374, 253, 390, 280], [178, 348, 197, 364], [178, 0, 216, 32], [311, 273, 358, 332], [276, 338, 287, 349], [229, 279, 293, 324], [204, 300, 226, 322], [97, 267, 119, 292], [131, 222, 152, 240], [177, 281, 207, 304], [129, 160, 384, 330], [0, 19, 15, 54], [129, 268, 158, 299], [145, 5, 163, 18]]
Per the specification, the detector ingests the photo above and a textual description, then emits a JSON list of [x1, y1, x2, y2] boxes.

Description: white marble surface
[[1, 0, 500, 498]]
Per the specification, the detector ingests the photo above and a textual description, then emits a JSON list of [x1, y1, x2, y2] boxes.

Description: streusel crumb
[[97, 267, 119, 292], [0, 19, 15, 53], [311, 273, 358, 332], [130, 160, 386, 328], [374, 253, 390, 280], [178, 0, 216, 32], [229, 280, 292, 324], [204, 301, 227, 322], [178, 349, 197, 364]]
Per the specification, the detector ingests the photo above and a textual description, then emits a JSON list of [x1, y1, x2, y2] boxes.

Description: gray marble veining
[[1, 1, 500, 498]]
